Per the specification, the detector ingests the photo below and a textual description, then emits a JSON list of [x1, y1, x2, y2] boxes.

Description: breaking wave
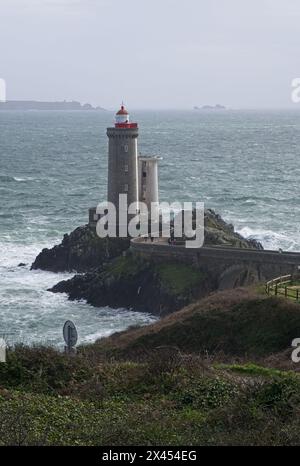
[[237, 226, 300, 252]]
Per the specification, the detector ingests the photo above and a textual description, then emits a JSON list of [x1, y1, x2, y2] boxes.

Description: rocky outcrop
[[31, 210, 263, 273], [31, 225, 130, 273], [50, 254, 214, 316], [33, 209, 265, 315], [203, 209, 263, 249]]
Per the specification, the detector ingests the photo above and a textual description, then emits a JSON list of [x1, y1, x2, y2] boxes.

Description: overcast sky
[[1, 0, 300, 109]]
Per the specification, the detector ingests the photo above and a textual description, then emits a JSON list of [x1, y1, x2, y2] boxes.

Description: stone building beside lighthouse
[[138, 155, 160, 216], [89, 104, 160, 231]]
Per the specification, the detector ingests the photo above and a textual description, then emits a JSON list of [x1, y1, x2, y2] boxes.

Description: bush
[[251, 377, 300, 416], [0, 345, 93, 394], [173, 376, 239, 410]]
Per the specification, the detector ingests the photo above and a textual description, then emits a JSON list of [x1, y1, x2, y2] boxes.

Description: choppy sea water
[[0, 109, 300, 346]]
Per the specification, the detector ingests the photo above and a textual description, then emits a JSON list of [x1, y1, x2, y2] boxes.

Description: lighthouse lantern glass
[[116, 113, 130, 124]]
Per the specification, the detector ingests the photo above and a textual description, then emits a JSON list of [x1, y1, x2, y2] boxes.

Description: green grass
[[2, 290, 300, 445], [116, 296, 300, 357], [1, 352, 300, 445], [156, 263, 204, 295], [106, 255, 144, 279], [215, 363, 298, 379], [0, 391, 100, 446], [255, 283, 267, 295]]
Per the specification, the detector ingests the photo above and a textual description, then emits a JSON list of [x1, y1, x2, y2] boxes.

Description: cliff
[[203, 209, 262, 249], [32, 209, 262, 273], [50, 254, 214, 316], [32, 209, 264, 315], [31, 226, 130, 273]]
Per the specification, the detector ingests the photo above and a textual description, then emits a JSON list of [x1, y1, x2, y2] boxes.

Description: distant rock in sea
[[0, 100, 106, 111]]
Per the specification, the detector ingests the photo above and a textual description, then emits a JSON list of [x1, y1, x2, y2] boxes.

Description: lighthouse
[[107, 105, 139, 219], [89, 104, 160, 233]]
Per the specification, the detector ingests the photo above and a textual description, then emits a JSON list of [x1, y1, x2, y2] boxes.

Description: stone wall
[[130, 239, 300, 288]]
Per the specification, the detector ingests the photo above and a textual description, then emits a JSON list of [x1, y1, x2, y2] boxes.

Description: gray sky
[[1, 0, 300, 109]]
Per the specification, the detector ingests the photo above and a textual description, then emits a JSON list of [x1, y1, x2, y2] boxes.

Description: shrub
[[173, 376, 239, 410]]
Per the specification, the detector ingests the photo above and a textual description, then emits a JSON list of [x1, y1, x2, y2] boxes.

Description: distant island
[[0, 100, 106, 111], [194, 104, 226, 111]]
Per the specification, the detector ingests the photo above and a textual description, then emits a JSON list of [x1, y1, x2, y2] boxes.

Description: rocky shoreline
[[31, 226, 130, 273], [32, 209, 263, 315], [50, 254, 213, 316]]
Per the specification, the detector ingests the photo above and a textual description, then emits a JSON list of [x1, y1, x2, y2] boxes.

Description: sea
[[1, 109, 300, 346]]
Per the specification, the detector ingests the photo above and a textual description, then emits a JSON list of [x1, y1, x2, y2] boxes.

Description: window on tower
[[124, 164, 128, 172], [124, 144, 128, 152], [124, 184, 129, 192]]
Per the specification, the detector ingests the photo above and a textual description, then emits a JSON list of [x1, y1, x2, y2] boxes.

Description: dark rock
[[32, 210, 263, 274], [50, 254, 214, 317], [35, 209, 264, 316], [18, 263, 27, 267], [203, 209, 263, 249], [31, 225, 130, 273]]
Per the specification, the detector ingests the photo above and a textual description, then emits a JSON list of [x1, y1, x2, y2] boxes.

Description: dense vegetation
[[1, 288, 300, 445]]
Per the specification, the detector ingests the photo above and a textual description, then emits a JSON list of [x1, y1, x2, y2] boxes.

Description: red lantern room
[[115, 104, 138, 128]]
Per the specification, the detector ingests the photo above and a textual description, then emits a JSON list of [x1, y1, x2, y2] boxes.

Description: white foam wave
[[237, 226, 300, 251], [0, 175, 34, 183], [0, 240, 156, 347], [13, 177, 32, 182]]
